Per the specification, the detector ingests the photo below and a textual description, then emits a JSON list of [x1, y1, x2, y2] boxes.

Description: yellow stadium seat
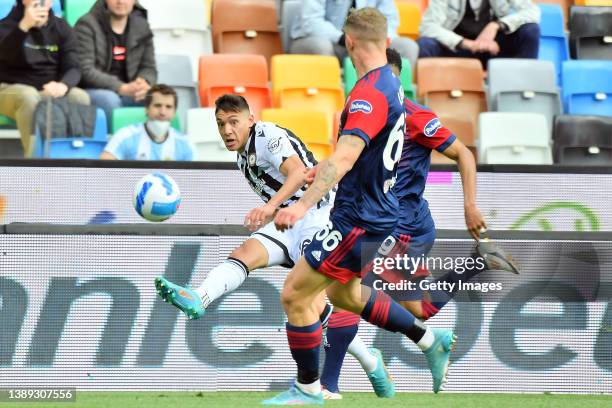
[[396, 0, 428, 12], [574, 0, 612, 5], [271, 55, 345, 116], [396, 1, 422, 39], [261, 108, 333, 161]]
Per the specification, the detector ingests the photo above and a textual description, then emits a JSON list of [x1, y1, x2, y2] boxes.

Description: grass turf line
[[2, 392, 610, 408]]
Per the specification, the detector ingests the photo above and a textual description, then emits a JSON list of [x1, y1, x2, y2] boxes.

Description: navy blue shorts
[[361, 227, 436, 301], [304, 215, 393, 284]]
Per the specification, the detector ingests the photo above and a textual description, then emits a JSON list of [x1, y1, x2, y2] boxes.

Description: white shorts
[[251, 203, 332, 268]]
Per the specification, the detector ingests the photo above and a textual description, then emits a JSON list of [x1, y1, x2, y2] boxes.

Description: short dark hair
[[214, 94, 251, 114], [144, 84, 178, 108], [386, 48, 402, 74]]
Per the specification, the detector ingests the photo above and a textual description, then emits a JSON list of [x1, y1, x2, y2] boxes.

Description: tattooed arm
[[274, 135, 366, 231]]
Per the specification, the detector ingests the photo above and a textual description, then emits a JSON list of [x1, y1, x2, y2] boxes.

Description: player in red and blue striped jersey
[[264, 9, 455, 406], [320, 48, 517, 400]]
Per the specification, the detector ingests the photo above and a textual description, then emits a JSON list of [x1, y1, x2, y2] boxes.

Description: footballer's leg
[[155, 237, 269, 319], [326, 278, 456, 393], [263, 257, 334, 405]]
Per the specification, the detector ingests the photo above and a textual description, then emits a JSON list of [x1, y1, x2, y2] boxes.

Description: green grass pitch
[[3, 392, 611, 408]]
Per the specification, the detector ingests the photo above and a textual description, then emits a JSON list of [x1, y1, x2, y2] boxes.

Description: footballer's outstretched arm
[[245, 155, 308, 231], [442, 139, 486, 239], [299, 135, 365, 209], [273, 135, 365, 231]]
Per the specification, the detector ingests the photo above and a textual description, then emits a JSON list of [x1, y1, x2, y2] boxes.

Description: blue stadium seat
[[33, 108, 108, 159], [562, 60, 612, 115], [538, 4, 569, 85], [0, 0, 62, 19]]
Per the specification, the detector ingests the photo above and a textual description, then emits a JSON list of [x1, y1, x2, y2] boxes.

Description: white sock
[[417, 326, 435, 351], [194, 258, 248, 308], [296, 379, 321, 395], [347, 335, 378, 373]]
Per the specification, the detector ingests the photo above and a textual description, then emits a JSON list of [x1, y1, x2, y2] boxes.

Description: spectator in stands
[[290, 0, 419, 69], [76, 0, 156, 129], [100, 84, 195, 161], [417, 0, 540, 66], [0, 0, 90, 157]]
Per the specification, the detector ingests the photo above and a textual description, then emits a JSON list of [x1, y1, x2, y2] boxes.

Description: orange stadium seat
[[396, 1, 422, 40], [417, 58, 486, 131], [212, 0, 283, 67], [261, 109, 333, 162], [198, 54, 271, 121], [271, 55, 345, 113]]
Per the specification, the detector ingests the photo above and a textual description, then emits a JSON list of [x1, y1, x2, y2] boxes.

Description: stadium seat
[[343, 57, 415, 101], [198, 54, 271, 120], [553, 115, 612, 165], [186, 107, 235, 162], [156, 54, 199, 131], [569, 6, 612, 60], [538, 4, 569, 85], [537, 0, 571, 26], [140, 0, 212, 81], [261, 108, 333, 162], [111, 107, 181, 135], [417, 58, 486, 131], [212, 0, 283, 67], [64, 0, 95, 25], [574, 0, 612, 6], [0, 115, 16, 128], [396, 1, 421, 40], [487, 59, 562, 131], [396, 0, 429, 12], [33, 108, 107, 159], [562, 60, 612, 115], [478, 112, 553, 164], [0, 115, 21, 157], [271, 55, 345, 114], [0, 0, 63, 19], [280, 0, 300, 53]]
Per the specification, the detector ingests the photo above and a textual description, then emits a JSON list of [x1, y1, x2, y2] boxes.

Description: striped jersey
[[236, 121, 318, 208]]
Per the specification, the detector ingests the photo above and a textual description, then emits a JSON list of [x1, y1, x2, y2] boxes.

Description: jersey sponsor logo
[[267, 137, 282, 154], [424, 118, 442, 137], [349, 99, 373, 114], [377, 235, 397, 257], [311, 250, 322, 262]]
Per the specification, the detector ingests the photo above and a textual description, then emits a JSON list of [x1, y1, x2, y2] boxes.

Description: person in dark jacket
[[75, 0, 157, 128], [0, 0, 90, 156]]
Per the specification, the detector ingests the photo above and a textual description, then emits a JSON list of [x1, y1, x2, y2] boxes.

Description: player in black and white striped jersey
[[155, 94, 334, 326]]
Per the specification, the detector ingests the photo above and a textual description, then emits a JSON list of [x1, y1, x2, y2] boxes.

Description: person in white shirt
[[100, 84, 195, 161]]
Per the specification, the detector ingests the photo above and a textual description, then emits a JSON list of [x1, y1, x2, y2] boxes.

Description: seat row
[[30, 103, 612, 168]]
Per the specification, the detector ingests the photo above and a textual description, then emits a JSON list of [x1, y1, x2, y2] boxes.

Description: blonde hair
[[343, 7, 388, 42]]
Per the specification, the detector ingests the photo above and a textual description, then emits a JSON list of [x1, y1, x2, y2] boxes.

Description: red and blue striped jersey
[[333, 64, 405, 233], [395, 99, 456, 233]]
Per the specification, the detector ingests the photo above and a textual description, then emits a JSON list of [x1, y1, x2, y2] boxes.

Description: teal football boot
[[154, 276, 205, 319]]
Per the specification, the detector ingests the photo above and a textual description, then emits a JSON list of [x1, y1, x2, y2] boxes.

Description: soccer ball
[[133, 173, 181, 222]]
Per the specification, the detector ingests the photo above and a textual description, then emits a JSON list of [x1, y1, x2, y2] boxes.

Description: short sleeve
[[341, 86, 389, 146], [407, 109, 455, 151], [261, 128, 298, 171], [103, 127, 134, 160]]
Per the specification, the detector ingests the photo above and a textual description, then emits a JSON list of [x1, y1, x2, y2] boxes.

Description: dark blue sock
[[320, 312, 360, 393], [428, 256, 486, 312], [361, 290, 426, 343], [286, 321, 322, 384]]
